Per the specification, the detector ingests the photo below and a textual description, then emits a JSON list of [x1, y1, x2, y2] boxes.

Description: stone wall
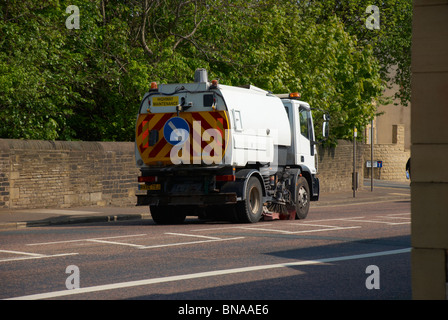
[[411, 0, 448, 300], [0, 139, 139, 209], [317, 140, 364, 193], [363, 124, 410, 182], [0, 137, 395, 209]]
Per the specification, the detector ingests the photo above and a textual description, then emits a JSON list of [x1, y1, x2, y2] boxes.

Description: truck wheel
[[150, 205, 186, 225], [295, 177, 310, 219], [235, 176, 263, 223]]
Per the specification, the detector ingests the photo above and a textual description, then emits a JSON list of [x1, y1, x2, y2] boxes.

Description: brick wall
[[0, 140, 10, 208], [1, 138, 367, 209], [317, 140, 364, 193], [363, 124, 410, 182], [0, 139, 140, 209]]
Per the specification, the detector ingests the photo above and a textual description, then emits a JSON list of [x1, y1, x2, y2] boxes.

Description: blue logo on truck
[[163, 117, 190, 145]]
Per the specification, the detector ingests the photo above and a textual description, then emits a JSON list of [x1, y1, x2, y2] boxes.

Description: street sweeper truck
[[135, 68, 329, 224]]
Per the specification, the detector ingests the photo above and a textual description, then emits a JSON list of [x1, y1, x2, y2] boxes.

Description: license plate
[[139, 184, 161, 191], [152, 96, 179, 107], [171, 183, 202, 193]]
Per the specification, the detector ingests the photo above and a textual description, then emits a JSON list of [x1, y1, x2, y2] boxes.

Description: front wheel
[[295, 177, 310, 220]]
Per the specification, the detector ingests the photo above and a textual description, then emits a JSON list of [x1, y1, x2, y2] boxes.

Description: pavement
[[0, 179, 410, 230]]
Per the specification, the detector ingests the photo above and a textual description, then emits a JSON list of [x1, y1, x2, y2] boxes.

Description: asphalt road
[[0, 199, 411, 303]]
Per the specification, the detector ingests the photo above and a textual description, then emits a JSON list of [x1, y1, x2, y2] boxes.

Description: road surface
[[1, 199, 411, 303]]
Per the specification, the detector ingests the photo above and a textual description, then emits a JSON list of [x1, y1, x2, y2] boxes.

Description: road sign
[[163, 117, 190, 145], [366, 160, 383, 168]]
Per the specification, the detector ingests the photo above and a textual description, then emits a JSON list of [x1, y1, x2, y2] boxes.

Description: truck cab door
[[295, 104, 316, 173]]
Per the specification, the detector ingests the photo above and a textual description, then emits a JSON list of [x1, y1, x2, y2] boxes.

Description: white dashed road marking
[[0, 250, 78, 262]]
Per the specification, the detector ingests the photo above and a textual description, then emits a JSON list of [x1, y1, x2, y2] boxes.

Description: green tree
[[168, 0, 383, 141], [0, 1, 78, 140], [0, 0, 400, 143], [301, 0, 413, 106], [0, 0, 149, 141]]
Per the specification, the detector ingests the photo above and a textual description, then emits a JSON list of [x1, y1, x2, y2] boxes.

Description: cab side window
[[299, 107, 311, 140]]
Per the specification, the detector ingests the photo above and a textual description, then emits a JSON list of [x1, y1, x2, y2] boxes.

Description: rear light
[[216, 175, 235, 182], [138, 176, 158, 183]]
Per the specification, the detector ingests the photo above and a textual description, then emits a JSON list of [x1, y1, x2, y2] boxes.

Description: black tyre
[[295, 177, 310, 219], [149, 205, 186, 224], [235, 176, 263, 223]]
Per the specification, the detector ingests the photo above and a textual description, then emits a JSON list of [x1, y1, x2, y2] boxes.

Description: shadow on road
[[125, 235, 411, 300]]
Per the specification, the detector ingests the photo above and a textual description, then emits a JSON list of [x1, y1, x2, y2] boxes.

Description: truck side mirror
[[310, 109, 330, 145], [323, 113, 330, 138]]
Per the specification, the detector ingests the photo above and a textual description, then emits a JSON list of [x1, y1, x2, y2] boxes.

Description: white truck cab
[[283, 99, 317, 174]]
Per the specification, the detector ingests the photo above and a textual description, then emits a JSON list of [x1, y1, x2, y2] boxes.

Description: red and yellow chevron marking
[[136, 111, 230, 166]]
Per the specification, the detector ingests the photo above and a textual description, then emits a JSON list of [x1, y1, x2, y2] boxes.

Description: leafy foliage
[[302, 0, 412, 106], [0, 0, 411, 142]]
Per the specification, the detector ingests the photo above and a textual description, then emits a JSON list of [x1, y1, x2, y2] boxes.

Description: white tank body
[[136, 81, 291, 168], [217, 84, 291, 166]]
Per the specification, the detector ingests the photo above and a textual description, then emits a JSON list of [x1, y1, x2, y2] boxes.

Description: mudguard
[[220, 169, 265, 201]]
